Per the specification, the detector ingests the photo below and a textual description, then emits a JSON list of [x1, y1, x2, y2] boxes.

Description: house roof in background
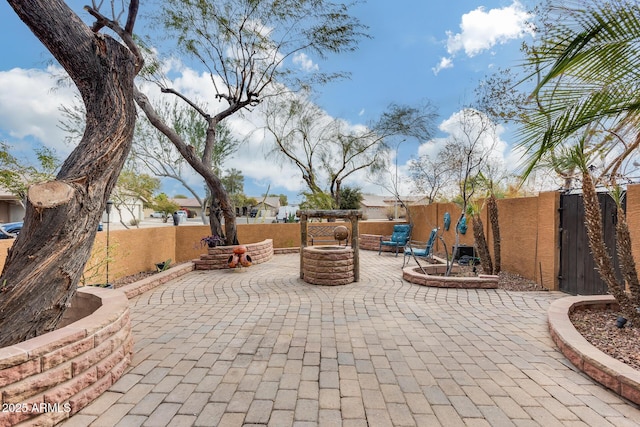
[[171, 198, 201, 208], [0, 188, 18, 201], [360, 194, 389, 208], [361, 194, 430, 207], [254, 197, 280, 209]]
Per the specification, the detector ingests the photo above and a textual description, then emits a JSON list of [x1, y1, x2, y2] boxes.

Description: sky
[[0, 0, 539, 204]]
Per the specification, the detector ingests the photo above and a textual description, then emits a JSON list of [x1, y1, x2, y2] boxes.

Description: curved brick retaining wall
[[194, 239, 274, 270], [402, 265, 498, 289], [548, 295, 640, 406], [0, 287, 132, 426], [359, 234, 399, 252]]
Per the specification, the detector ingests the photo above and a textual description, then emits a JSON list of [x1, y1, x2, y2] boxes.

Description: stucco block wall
[[494, 196, 541, 281], [175, 225, 210, 262], [0, 240, 9, 273], [358, 221, 401, 237], [91, 227, 177, 285], [626, 185, 640, 278], [239, 223, 301, 249], [408, 203, 474, 253], [536, 192, 560, 290]]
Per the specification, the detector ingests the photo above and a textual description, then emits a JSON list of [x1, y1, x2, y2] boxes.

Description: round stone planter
[[194, 239, 274, 270], [302, 245, 355, 286], [0, 287, 132, 426]]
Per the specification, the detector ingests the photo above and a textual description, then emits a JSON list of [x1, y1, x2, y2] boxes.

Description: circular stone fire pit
[[302, 245, 354, 286]]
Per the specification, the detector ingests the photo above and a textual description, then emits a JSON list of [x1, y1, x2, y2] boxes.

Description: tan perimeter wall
[[3, 184, 640, 290], [409, 193, 559, 289], [0, 221, 401, 285]]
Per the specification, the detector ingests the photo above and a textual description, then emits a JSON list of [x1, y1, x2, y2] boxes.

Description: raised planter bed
[[402, 264, 498, 289], [359, 234, 402, 252], [194, 239, 274, 270], [548, 295, 640, 406], [0, 287, 132, 426]]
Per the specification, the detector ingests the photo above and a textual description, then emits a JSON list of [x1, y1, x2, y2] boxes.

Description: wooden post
[[298, 209, 362, 282], [300, 212, 308, 279], [351, 215, 360, 282]]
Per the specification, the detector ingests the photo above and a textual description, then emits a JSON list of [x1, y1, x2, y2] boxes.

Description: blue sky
[[0, 1, 538, 203]]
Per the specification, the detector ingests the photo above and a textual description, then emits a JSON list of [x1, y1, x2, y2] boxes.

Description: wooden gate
[[558, 192, 624, 295]]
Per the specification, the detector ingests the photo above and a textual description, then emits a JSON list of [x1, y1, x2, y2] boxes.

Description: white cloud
[[0, 66, 77, 155], [438, 109, 508, 161], [3, 61, 477, 201], [436, 1, 534, 71], [412, 109, 511, 193], [432, 57, 453, 75], [293, 52, 319, 72]]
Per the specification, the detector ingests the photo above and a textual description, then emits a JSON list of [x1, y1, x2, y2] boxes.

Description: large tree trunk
[[471, 213, 493, 274], [209, 193, 239, 245], [614, 204, 640, 313], [134, 89, 239, 245], [0, 0, 138, 346], [581, 172, 639, 324]]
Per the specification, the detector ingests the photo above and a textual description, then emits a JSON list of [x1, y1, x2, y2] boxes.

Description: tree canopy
[[263, 94, 438, 208], [135, 0, 369, 244]]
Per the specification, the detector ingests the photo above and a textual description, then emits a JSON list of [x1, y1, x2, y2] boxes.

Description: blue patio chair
[[403, 228, 438, 267], [378, 224, 412, 257]]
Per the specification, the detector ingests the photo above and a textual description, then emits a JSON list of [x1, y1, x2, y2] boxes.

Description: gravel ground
[[112, 263, 638, 372], [570, 307, 640, 371], [496, 270, 548, 291]]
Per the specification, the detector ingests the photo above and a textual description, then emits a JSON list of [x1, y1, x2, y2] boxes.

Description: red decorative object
[[228, 246, 252, 268]]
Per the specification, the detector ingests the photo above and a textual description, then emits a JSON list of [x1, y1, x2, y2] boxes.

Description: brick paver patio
[[62, 251, 640, 426]]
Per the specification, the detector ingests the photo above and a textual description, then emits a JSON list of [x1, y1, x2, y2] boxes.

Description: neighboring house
[[105, 197, 145, 225], [0, 189, 25, 223], [360, 194, 390, 220], [246, 196, 280, 217], [1, 184, 147, 226], [170, 198, 203, 218], [360, 194, 431, 220]]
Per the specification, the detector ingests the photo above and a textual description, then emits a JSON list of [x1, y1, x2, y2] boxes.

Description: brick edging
[[360, 234, 400, 252], [402, 266, 498, 288], [274, 247, 300, 254], [194, 239, 274, 270], [0, 287, 132, 426], [118, 262, 195, 299], [548, 295, 640, 405]]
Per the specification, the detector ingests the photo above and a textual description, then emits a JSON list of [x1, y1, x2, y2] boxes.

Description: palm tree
[[519, 0, 640, 322], [468, 202, 493, 274]]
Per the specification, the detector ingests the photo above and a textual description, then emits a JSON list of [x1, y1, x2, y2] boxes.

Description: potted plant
[[201, 234, 224, 248]]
